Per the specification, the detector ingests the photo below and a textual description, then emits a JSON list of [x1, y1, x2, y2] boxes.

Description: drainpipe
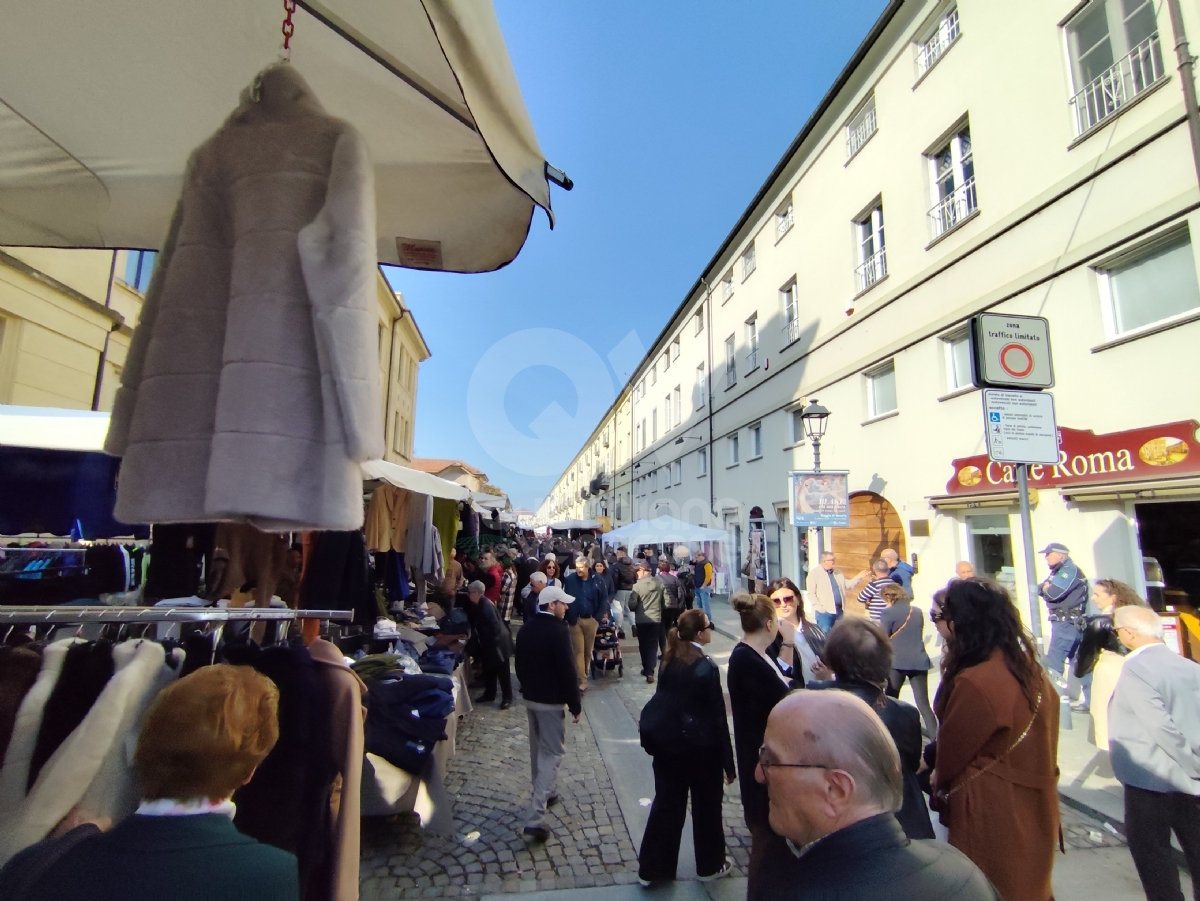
[[91, 250, 118, 411], [1165, 0, 1200, 186], [699, 278, 715, 524]]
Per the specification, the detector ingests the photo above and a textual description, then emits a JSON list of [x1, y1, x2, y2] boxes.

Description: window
[[694, 310, 704, 335], [728, 434, 740, 465], [867, 361, 898, 418], [652, 409, 658, 442], [616, 493, 623, 520], [745, 315, 759, 371], [638, 378, 645, 399], [664, 394, 672, 431], [854, 203, 887, 292], [673, 461, 682, 485], [942, 328, 974, 391], [846, 95, 878, 159], [724, 335, 737, 388], [673, 386, 681, 423], [721, 272, 734, 304], [790, 408, 807, 446], [1099, 230, 1200, 336], [1067, 0, 1163, 135], [927, 127, 976, 239], [698, 447, 708, 476], [650, 364, 657, 387], [651, 470, 658, 492], [967, 514, 1015, 596], [392, 412, 402, 454], [640, 419, 646, 450], [662, 351, 670, 373], [741, 243, 757, 281], [671, 337, 680, 361], [781, 280, 800, 344], [775, 198, 794, 242], [749, 423, 763, 459], [916, 5, 961, 78], [122, 250, 157, 293], [695, 363, 706, 409]]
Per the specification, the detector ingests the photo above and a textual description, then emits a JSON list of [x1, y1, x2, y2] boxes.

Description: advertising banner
[[791, 470, 850, 527]]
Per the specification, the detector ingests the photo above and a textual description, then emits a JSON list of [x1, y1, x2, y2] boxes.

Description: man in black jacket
[[514, 585, 582, 843], [467, 580, 512, 709], [753, 691, 1000, 901]]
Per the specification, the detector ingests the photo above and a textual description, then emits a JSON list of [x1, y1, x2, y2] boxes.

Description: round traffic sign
[[999, 343, 1034, 378]]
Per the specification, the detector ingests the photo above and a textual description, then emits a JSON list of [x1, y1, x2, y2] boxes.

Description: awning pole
[[1018, 464, 1042, 643]]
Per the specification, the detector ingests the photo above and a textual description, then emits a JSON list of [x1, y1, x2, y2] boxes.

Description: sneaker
[[1071, 701, 1090, 713], [637, 877, 653, 888], [547, 794, 560, 808], [522, 825, 550, 843], [697, 860, 732, 882]]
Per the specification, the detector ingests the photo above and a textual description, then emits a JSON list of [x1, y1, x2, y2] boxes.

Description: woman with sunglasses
[[765, 578, 822, 685], [1073, 578, 1149, 744], [539, 557, 562, 589], [932, 578, 1059, 901], [726, 593, 795, 894], [637, 609, 735, 886]]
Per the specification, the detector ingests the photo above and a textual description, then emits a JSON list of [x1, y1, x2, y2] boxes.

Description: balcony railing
[[1071, 34, 1164, 135], [846, 104, 878, 159], [917, 8, 960, 77], [855, 247, 887, 292], [783, 317, 802, 344], [725, 366, 736, 389], [928, 177, 977, 239], [746, 347, 758, 371]]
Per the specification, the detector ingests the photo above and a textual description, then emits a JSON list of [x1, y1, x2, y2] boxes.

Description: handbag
[[638, 689, 678, 756], [801, 621, 827, 658]]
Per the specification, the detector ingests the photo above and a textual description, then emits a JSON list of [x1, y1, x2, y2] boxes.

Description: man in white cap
[[514, 585, 582, 843]]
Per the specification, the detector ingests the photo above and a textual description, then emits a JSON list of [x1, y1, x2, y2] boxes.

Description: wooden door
[[831, 492, 905, 614]]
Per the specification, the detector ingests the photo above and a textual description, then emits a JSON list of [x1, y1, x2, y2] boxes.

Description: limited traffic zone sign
[[971, 313, 1054, 389]]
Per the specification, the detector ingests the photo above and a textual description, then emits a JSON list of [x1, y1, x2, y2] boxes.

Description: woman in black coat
[[466, 580, 512, 709], [811, 617, 934, 840], [878, 583, 936, 738], [638, 609, 736, 885], [726, 593, 795, 895]]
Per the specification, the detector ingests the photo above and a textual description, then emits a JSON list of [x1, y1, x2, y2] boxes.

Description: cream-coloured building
[[1, 248, 429, 466], [538, 0, 1200, 630]]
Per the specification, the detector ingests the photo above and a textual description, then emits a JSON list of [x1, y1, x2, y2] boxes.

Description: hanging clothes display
[[364, 484, 410, 553], [0, 645, 42, 763], [210, 523, 289, 607], [27, 641, 115, 789], [405, 494, 432, 575], [104, 64, 383, 532], [143, 524, 215, 602], [431, 498, 459, 572], [300, 531, 375, 626]]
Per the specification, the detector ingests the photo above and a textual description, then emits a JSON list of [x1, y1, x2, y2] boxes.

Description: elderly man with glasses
[[805, 552, 869, 634], [751, 691, 1000, 901]]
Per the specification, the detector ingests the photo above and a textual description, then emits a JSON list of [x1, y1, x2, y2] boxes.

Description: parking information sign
[[983, 389, 1059, 464], [972, 313, 1054, 389]]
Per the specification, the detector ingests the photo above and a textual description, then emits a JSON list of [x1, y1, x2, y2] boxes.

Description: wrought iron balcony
[[928, 177, 977, 239], [1071, 34, 1164, 134]]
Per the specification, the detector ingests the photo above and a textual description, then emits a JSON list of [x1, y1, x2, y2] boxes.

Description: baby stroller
[[590, 621, 624, 679]]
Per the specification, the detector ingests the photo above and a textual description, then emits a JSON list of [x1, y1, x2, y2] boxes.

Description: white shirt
[[137, 798, 236, 819]]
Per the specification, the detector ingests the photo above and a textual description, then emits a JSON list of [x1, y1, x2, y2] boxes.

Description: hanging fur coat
[[105, 64, 383, 531]]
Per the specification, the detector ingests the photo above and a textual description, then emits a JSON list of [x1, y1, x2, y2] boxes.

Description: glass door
[[967, 513, 1015, 597]]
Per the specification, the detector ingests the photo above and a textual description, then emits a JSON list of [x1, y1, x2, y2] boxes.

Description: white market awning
[[0, 0, 564, 272], [545, 519, 602, 531], [0, 404, 111, 452], [361, 458, 468, 501], [601, 516, 728, 547]]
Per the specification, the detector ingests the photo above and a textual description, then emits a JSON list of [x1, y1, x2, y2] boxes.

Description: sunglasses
[[772, 594, 796, 607], [930, 608, 946, 623]]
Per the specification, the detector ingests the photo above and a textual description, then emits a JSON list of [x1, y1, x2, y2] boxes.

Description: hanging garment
[[405, 493, 432, 574], [300, 531, 375, 626], [378, 551, 410, 605], [429, 526, 445, 583], [431, 498, 459, 571], [308, 638, 367, 901], [364, 484, 411, 553], [0, 640, 168, 865], [0, 646, 43, 765], [210, 523, 289, 608], [143, 524, 215, 602], [226, 640, 337, 901], [0, 640, 78, 833], [104, 64, 382, 531], [28, 641, 116, 789]]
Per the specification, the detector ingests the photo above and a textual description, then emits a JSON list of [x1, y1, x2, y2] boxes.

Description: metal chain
[[281, 0, 297, 56]]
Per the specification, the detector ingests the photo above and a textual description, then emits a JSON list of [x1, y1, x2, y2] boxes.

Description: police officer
[[1038, 542, 1089, 686]]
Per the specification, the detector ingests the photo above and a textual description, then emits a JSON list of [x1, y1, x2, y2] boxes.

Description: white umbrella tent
[[0, 0, 569, 271], [601, 516, 727, 548]]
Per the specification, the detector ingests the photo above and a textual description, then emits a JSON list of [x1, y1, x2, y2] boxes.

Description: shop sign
[[946, 420, 1200, 494], [790, 470, 850, 527]]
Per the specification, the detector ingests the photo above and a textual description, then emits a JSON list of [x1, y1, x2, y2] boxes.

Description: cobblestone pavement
[[359, 686, 641, 900]]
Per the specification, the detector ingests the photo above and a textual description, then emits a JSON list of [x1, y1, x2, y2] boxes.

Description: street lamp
[[799, 398, 832, 558], [799, 398, 830, 471]]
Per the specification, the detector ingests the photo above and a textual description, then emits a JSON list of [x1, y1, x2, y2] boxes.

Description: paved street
[[359, 597, 1189, 900]]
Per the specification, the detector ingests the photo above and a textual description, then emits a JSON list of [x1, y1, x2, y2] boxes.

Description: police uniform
[[1038, 542, 1089, 679]]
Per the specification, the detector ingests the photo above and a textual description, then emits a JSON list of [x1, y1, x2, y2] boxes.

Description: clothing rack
[[0, 606, 353, 624]]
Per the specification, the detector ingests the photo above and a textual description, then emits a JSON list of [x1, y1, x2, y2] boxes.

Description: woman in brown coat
[[932, 578, 1059, 901]]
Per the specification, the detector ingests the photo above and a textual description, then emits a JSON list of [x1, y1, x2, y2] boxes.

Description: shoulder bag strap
[[887, 606, 914, 639], [945, 686, 1043, 798]]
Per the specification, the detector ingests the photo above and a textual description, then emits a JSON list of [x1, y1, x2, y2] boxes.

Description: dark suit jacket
[[1, 814, 298, 901], [752, 814, 1000, 901]]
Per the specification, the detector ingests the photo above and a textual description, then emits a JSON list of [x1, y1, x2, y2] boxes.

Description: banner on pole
[[790, 470, 850, 528]]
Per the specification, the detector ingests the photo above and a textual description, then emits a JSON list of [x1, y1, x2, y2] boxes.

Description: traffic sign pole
[[1017, 464, 1042, 642]]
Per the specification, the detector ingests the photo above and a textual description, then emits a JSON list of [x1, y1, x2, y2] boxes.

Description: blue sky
[[386, 1, 888, 510]]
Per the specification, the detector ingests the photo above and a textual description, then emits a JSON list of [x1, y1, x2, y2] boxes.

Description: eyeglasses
[[930, 609, 946, 623], [772, 594, 796, 607], [757, 746, 832, 772], [697, 622, 713, 632]]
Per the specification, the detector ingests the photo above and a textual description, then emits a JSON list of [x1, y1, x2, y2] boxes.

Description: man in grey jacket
[[1109, 605, 1200, 900], [627, 560, 666, 683]]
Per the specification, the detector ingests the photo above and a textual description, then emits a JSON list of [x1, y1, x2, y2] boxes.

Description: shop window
[[1099, 230, 1200, 337], [967, 514, 1015, 596], [942, 327, 973, 390], [866, 361, 898, 418]]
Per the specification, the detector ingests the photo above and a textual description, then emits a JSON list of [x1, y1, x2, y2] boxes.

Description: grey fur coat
[[106, 65, 383, 531]]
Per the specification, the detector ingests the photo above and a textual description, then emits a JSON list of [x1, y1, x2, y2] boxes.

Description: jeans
[[525, 702, 567, 828], [694, 587, 712, 621], [613, 591, 636, 633], [636, 622, 661, 677], [1044, 619, 1081, 678], [1125, 784, 1200, 901], [638, 754, 728, 881], [815, 611, 841, 634], [570, 616, 600, 688], [887, 669, 937, 738]]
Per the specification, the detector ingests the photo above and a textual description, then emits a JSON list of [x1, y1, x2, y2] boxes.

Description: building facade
[[378, 282, 430, 466], [538, 0, 1200, 629]]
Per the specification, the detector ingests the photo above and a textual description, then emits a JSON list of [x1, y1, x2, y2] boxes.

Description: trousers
[[815, 611, 841, 634], [1044, 619, 1081, 677], [694, 587, 712, 621], [887, 669, 937, 737], [638, 754, 728, 880], [1125, 784, 1200, 901], [570, 616, 600, 688], [479, 655, 512, 703], [525, 702, 567, 828], [636, 622, 661, 677]]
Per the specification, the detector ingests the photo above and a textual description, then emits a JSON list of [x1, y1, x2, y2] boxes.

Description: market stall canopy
[[0, 404, 111, 452], [360, 458, 468, 501], [546, 519, 602, 531], [601, 516, 728, 547], [0, 0, 565, 272]]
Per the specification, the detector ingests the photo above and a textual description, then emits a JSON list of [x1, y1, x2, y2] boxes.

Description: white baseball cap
[[538, 586, 575, 607]]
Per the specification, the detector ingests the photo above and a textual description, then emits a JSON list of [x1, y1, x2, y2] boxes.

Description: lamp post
[[799, 398, 831, 556]]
